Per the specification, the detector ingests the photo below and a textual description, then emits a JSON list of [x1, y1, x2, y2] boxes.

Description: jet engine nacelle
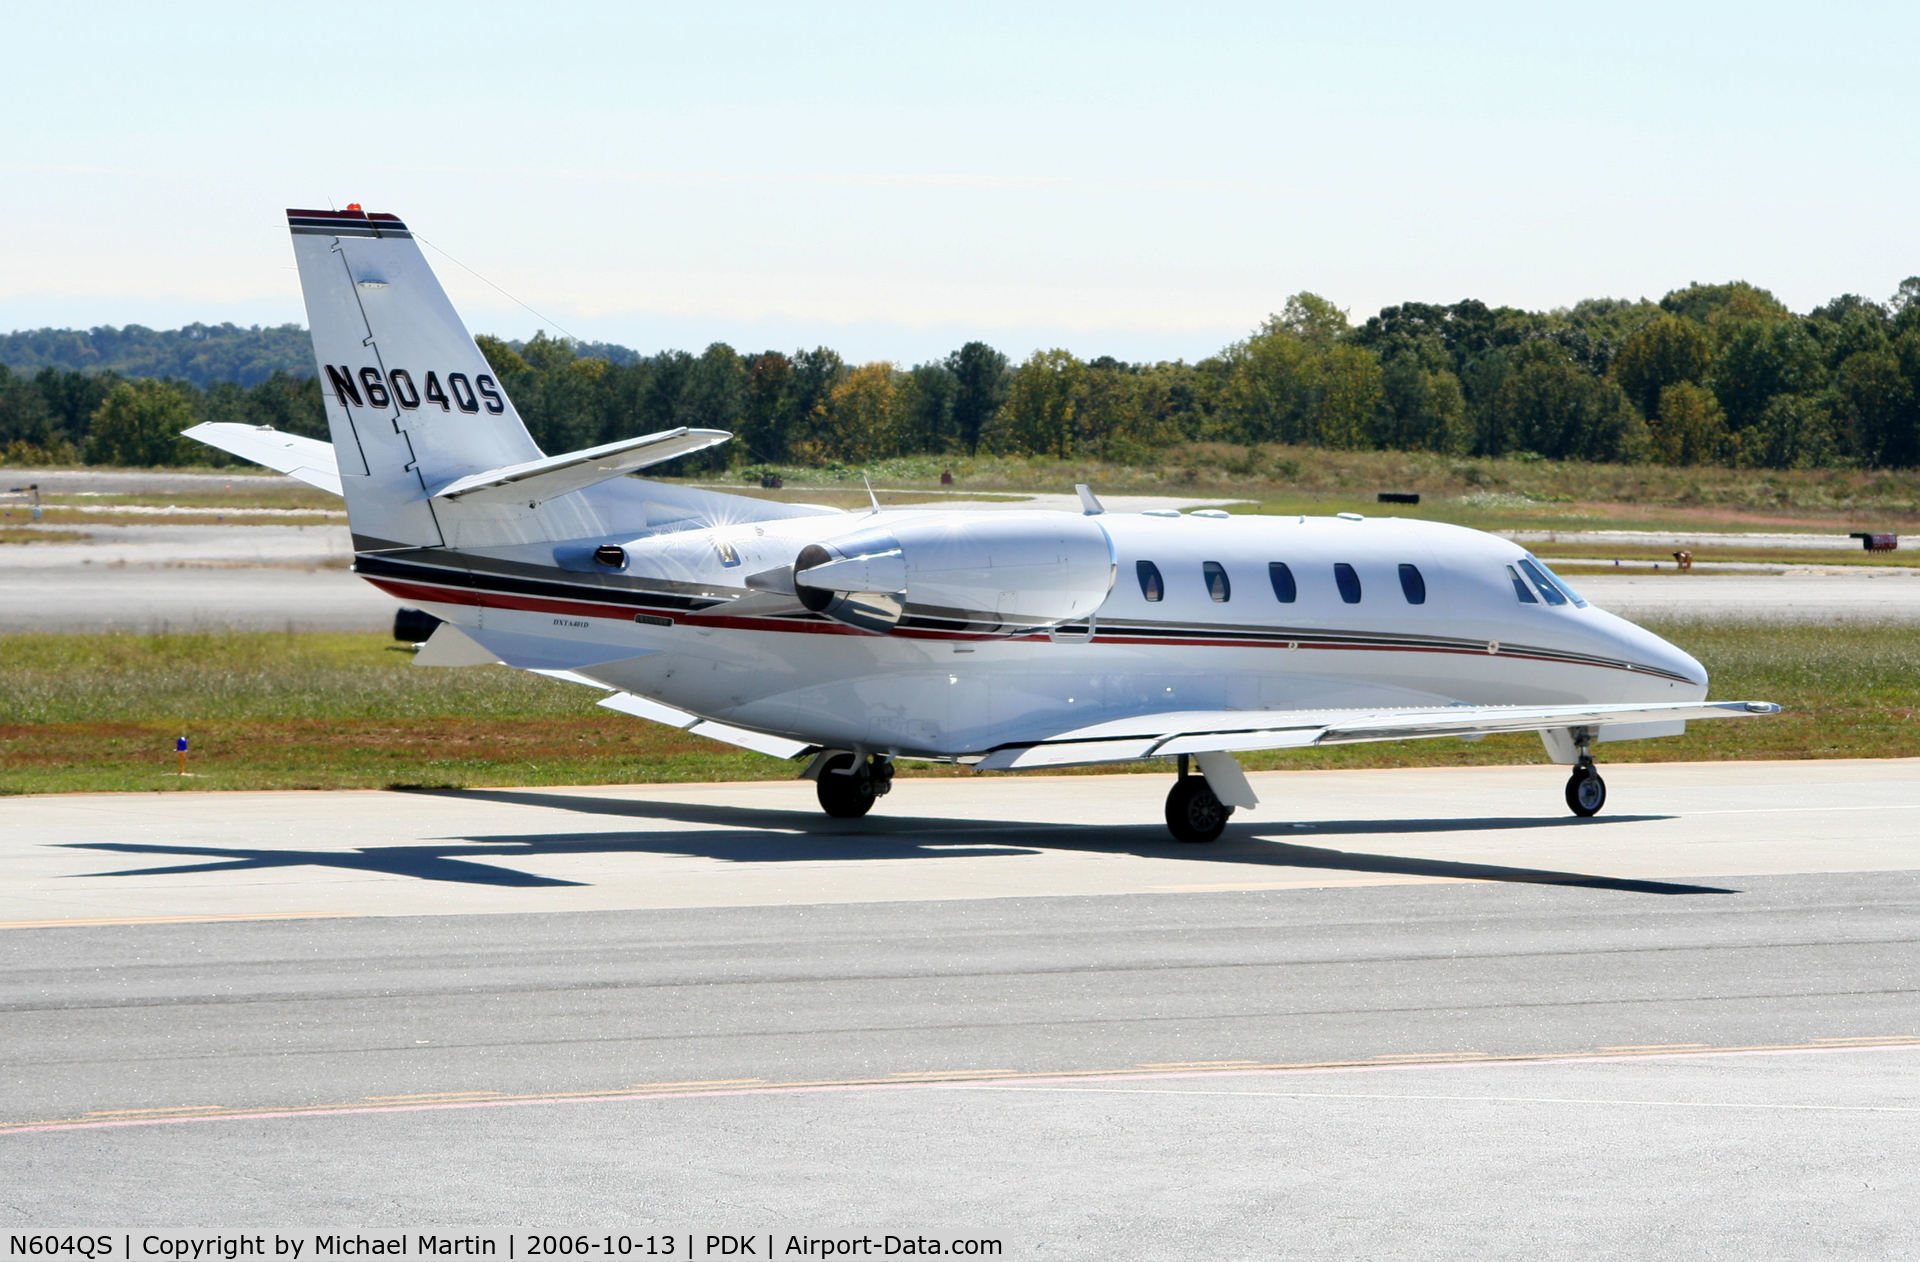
[[792, 512, 1117, 635]]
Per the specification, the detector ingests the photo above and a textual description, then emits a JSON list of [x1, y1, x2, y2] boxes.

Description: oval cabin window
[[1203, 561, 1231, 602], [1268, 562, 1297, 603], [1398, 563, 1426, 604], [1334, 562, 1362, 604]]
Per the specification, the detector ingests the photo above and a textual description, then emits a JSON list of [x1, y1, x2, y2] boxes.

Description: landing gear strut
[[816, 752, 893, 819], [1165, 754, 1233, 843], [1564, 729, 1606, 817]]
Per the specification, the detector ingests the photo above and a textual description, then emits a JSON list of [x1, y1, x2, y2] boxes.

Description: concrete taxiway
[[3, 761, 1918, 1253]]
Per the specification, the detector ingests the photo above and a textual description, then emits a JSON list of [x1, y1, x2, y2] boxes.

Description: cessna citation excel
[[186, 207, 1780, 842]]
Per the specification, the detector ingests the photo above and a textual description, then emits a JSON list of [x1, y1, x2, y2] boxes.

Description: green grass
[[1, 623, 1912, 796], [0, 527, 85, 544]]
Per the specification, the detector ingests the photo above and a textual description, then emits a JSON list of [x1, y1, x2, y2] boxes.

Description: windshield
[[1522, 555, 1588, 608]]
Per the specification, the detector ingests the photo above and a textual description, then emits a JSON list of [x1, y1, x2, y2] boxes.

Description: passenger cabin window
[[1268, 562, 1297, 603], [1203, 561, 1231, 602], [1334, 563, 1362, 604], [1137, 559, 1164, 602], [1507, 564, 1539, 603], [1398, 563, 1426, 605], [1517, 558, 1567, 606]]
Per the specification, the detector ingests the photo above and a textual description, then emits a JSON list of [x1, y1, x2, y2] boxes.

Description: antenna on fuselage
[[1075, 483, 1105, 515], [862, 474, 881, 514]]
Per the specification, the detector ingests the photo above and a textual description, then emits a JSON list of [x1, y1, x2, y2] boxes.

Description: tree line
[[5, 277, 1919, 470]]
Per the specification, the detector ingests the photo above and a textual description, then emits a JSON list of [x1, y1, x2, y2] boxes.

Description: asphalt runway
[[3, 761, 1917, 1254]]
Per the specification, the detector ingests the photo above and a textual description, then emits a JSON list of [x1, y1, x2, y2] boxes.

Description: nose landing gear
[[1165, 755, 1234, 843], [816, 751, 894, 818], [1563, 727, 1607, 817]]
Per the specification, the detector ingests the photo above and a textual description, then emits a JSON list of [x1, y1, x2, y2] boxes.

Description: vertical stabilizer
[[288, 207, 542, 550]]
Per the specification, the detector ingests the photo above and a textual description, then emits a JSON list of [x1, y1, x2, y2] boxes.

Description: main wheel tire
[[1165, 777, 1233, 843], [816, 752, 878, 819], [1565, 765, 1606, 817]]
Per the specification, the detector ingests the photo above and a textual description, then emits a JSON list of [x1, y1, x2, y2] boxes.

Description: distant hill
[[0, 323, 322, 389], [0, 323, 652, 388]]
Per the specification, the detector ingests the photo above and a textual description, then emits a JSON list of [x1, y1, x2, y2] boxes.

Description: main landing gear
[[1165, 755, 1233, 844], [1563, 727, 1607, 817], [816, 752, 894, 819]]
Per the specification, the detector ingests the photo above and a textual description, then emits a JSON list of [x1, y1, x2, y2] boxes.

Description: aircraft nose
[[1593, 609, 1708, 693]]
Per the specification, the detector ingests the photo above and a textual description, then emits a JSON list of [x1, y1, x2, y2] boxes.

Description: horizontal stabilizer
[[975, 699, 1781, 771], [180, 423, 342, 496], [598, 692, 814, 759], [428, 428, 731, 505]]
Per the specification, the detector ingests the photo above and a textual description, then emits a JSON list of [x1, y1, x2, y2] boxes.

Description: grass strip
[[0, 622, 1913, 796]]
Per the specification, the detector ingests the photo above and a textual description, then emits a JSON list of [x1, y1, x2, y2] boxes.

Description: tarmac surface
[[3, 760, 1918, 1254]]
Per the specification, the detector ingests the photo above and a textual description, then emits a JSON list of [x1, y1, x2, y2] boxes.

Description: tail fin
[[288, 206, 542, 550]]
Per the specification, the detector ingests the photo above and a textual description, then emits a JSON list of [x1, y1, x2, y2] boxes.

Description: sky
[[4, 1, 1916, 365]]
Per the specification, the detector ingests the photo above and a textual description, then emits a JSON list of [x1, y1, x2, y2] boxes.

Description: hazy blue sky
[[5, 1, 1915, 363]]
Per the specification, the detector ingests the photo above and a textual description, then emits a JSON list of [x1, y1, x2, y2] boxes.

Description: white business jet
[[186, 208, 1779, 842]]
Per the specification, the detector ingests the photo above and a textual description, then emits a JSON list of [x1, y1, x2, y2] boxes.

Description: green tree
[[1834, 349, 1918, 466], [1610, 315, 1712, 418], [1735, 394, 1839, 469], [85, 378, 196, 466], [1660, 281, 1790, 326], [672, 343, 745, 471], [818, 362, 900, 461], [1482, 341, 1641, 461], [1650, 382, 1731, 466], [993, 350, 1084, 457], [899, 361, 958, 453], [947, 342, 1008, 455], [1712, 319, 1825, 433], [1375, 343, 1469, 453], [737, 351, 795, 463]]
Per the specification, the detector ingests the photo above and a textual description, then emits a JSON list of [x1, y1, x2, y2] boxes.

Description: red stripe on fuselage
[[364, 575, 1682, 680]]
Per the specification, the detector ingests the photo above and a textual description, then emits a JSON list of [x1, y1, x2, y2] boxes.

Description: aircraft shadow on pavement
[[56, 786, 1730, 896]]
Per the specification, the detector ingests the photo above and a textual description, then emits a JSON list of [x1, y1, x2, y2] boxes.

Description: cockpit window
[[1137, 559, 1164, 602], [1203, 561, 1231, 602], [1517, 557, 1567, 606], [1523, 554, 1588, 607], [1507, 564, 1539, 604]]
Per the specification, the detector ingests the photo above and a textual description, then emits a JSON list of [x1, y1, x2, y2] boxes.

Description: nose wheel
[[1565, 758, 1606, 817], [816, 752, 893, 819]]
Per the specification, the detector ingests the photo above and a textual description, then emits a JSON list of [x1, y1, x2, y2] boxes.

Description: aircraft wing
[[181, 423, 342, 496], [972, 699, 1781, 770]]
